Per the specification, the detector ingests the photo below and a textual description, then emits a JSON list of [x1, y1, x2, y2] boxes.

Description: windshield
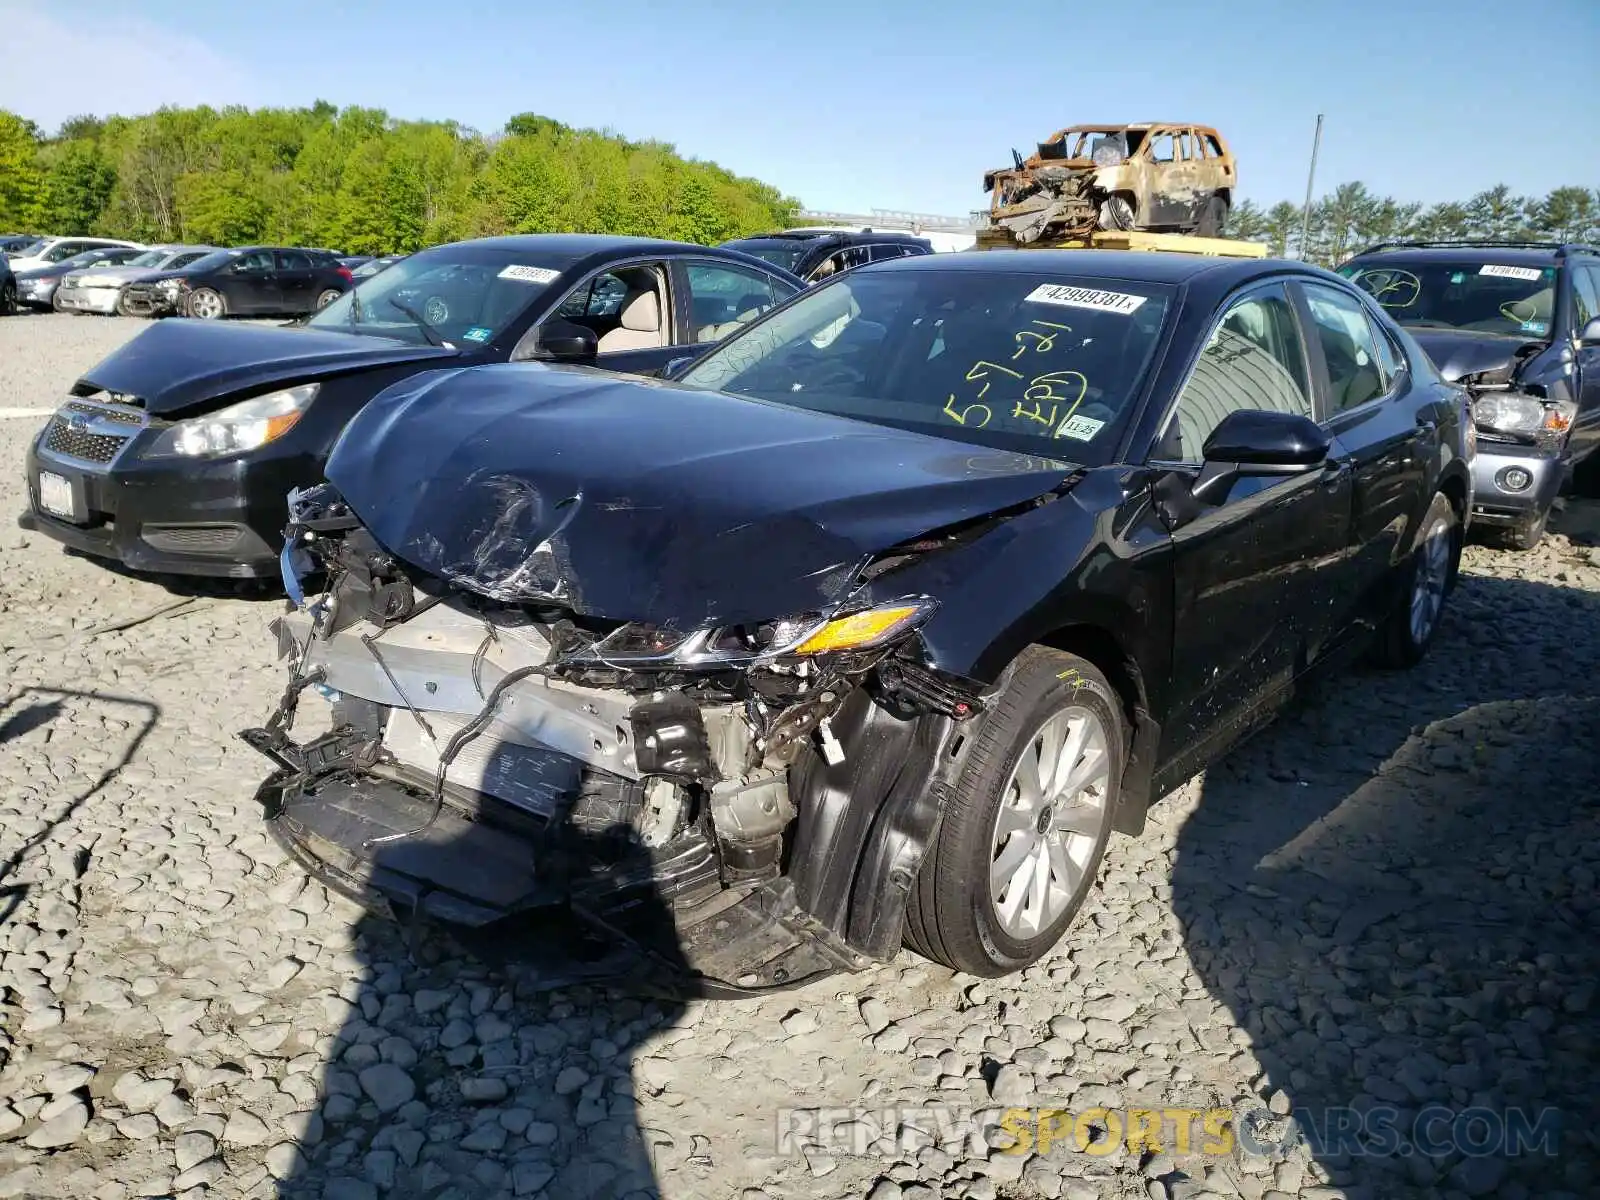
[[124, 250, 169, 268], [1341, 260, 1560, 337], [678, 268, 1173, 460], [56, 251, 113, 272], [309, 246, 570, 345], [178, 249, 243, 275], [720, 239, 808, 274]]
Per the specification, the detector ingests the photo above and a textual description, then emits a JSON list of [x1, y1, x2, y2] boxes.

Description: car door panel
[[275, 251, 315, 313], [1151, 282, 1353, 778], [1571, 265, 1600, 460], [1295, 280, 1430, 633]]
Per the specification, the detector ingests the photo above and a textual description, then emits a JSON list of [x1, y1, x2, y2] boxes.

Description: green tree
[[0, 110, 44, 229], [37, 140, 116, 234]]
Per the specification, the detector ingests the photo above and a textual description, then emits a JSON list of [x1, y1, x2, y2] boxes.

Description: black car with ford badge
[[244, 249, 1473, 992], [18, 234, 802, 580], [1338, 239, 1600, 549]]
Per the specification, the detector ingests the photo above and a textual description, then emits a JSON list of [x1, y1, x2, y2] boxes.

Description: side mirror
[[533, 320, 598, 363], [1190, 409, 1331, 506], [1580, 317, 1600, 346]]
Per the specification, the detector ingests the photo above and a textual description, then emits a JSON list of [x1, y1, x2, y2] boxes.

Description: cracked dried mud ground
[[0, 313, 1596, 1200]]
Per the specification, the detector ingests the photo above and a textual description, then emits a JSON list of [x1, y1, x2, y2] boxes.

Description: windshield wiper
[[386, 297, 447, 347], [349, 286, 365, 328]]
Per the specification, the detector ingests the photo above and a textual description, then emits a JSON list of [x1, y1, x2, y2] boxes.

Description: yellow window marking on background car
[[1357, 268, 1421, 309], [1011, 319, 1073, 360]]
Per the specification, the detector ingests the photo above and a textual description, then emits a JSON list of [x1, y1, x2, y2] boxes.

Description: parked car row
[[0, 235, 415, 320], [17, 228, 1526, 993]]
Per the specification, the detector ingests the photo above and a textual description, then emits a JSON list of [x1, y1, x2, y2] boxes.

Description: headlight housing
[[158, 278, 184, 295], [579, 597, 938, 668], [1472, 392, 1575, 440], [147, 384, 319, 458]]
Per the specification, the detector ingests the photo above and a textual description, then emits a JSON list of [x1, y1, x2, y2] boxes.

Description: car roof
[[442, 233, 725, 257], [1346, 243, 1591, 266], [872, 248, 1278, 286]]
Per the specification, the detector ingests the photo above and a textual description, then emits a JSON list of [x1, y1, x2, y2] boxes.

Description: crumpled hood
[[325, 363, 1079, 625], [1410, 330, 1544, 384], [79, 318, 460, 416]]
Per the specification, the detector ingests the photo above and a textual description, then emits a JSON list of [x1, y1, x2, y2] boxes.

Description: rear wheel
[[1196, 196, 1229, 237], [315, 288, 342, 310], [1375, 490, 1459, 668], [905, 646, 1124, 976], [188, 287, 226, 320]]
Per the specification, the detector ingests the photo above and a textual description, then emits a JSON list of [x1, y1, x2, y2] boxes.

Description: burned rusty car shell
[[246, 251, 1473, 993], [985, 123, 1237, 246]]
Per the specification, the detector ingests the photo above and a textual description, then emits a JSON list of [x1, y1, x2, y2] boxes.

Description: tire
[[1498, 506, 1549, 552], [1196, 196, 1229, 237], [315, 288, 341, 310], [0, 280, 14, 316], [50, 291, 65, 313], [1097, 195, 1136, 231], [187, 287, 226, 320], [905, 646, 1125, 976], [115, 289, 137, 317], [1375, 490, 1460, 668]]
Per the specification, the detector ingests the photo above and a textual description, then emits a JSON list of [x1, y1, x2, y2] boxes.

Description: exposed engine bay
[[242, 483, 987, 993]]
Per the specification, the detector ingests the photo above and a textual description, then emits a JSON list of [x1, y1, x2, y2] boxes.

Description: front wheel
[[0, 280, 14, 316], [1375, 490, 1460, 668], [1498, 506, 1549, 552], [315, 288, 342, 310], [905, 646, 1124, 976], [187, 287, 226, 320], [1097, 195, 1136, 231]]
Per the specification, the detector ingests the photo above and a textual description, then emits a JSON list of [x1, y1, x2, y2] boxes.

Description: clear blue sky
[[5, 0, 1597, 216]]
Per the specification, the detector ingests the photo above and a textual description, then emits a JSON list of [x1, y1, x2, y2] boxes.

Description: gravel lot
[[0, 311, 1596, 1200]]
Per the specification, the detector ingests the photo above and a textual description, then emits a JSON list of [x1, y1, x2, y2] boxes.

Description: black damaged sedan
[[18, 235, 801, 579], [248, 250, 1474, 990]]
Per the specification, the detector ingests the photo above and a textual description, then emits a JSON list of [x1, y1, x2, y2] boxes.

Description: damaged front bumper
[[242, 490, 985, 993]]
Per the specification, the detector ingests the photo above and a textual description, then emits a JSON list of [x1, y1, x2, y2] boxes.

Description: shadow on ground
[[272, 820, 690, 1200], [0, 686, 160, 926], [1173, 568, 1600, 1198]]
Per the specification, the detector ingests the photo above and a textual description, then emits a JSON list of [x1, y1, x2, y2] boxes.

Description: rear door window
[[684, 262, 786, 342], [1302, 282, 1390, 414]]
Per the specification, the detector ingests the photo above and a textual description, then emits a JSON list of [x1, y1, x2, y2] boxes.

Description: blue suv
[[1339, 240, 1600, 549]]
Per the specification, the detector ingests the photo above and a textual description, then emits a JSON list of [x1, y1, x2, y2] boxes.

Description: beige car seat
[[597, 273, 666, 353]]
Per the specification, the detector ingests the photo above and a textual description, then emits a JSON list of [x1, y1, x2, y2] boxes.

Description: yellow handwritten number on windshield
[[1012, 319, 1072, 360], [944, 360, 1021, 426]]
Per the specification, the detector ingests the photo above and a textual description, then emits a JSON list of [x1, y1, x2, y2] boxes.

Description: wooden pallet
[[974, 227, 1269, 258]]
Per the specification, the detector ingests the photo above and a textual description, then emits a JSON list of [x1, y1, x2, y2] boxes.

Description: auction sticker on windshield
[[498, 265, 561, 285], [1056, 414, 1106, 441], [1025, 283, 1147, 315], [1480, 265, 1544, 282]]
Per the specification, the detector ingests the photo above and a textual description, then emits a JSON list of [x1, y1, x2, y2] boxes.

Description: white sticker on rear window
[[1056, 414, 1106, 441], [1025, 283, 1147, 315], [1479, 264, 1543, 282], [498, 265, 560, 284]]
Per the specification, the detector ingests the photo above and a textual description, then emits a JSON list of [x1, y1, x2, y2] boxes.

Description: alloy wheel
[[988, 705, 1111, 938], [1409, 514, 1453, 645], [189, 290, 223, 319]]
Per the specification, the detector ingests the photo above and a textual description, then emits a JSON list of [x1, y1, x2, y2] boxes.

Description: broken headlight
[[581, 597, 938, 668], [1472, 392, 1574, 440], [148, 383, 319, 458]]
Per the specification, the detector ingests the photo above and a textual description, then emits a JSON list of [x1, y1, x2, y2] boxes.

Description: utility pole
[[1298, 113, 1324, 260]]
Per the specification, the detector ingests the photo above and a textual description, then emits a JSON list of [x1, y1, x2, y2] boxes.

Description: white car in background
[[54, 245, 221, 315], [7, 235, 143, 274]]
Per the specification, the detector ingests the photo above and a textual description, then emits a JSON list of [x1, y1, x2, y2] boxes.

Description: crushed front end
[[243, 484, 987, 993]]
